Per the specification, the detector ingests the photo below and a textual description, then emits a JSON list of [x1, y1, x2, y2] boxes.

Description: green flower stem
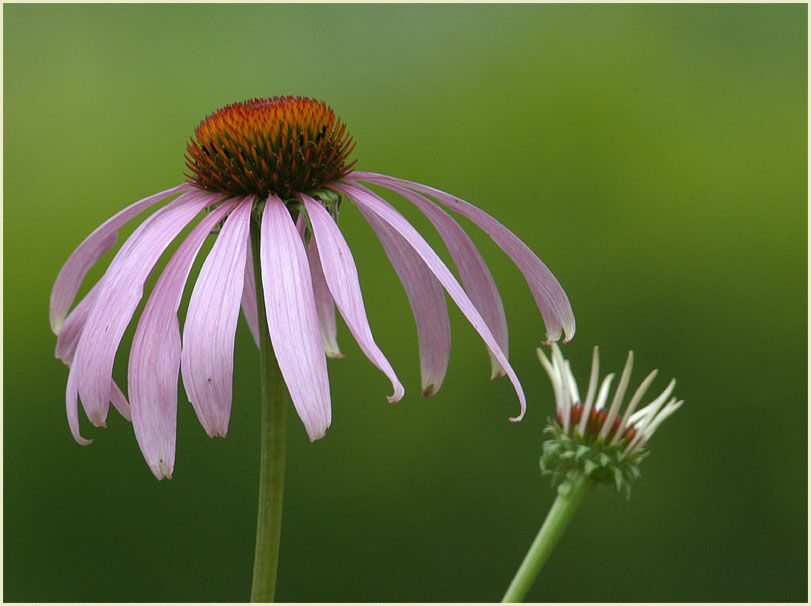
[[249, 221, 289, 603], [501, 475, 593, 603]]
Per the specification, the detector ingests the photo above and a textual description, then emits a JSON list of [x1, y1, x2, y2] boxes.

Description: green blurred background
[[4, 4, 807, 602]]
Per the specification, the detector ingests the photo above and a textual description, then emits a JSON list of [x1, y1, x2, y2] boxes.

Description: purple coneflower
[[50, 96, 575, 481], [502, 345, 682, 602], [537, 343, 683, 466]]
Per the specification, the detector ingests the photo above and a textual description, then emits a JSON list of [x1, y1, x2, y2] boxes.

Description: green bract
[[540, 421, 648, 498]]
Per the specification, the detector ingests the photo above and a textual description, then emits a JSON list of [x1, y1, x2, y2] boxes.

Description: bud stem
[[501, 474, 593, 602], [249, 220, 290, 602]]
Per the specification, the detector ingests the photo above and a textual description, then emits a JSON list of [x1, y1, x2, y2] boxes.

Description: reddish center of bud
[[557, 403, 637, 444], [185, 96, 356, 198]]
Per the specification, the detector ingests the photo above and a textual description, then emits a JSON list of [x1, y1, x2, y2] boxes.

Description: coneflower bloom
[[536, 344, 682, 493], [501, 346, 682, 601], [50, 96, 575, 480]]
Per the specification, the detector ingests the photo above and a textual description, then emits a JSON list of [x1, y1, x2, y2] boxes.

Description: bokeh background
[[4, 4, 807, 602]]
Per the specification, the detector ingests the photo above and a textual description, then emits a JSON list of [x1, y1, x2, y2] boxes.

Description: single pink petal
[[261, 196, 331, 440], [294, 216, 342, 358], [66, 365, 91, 446], [242, 242, 260, 347], [49, 183, 190, 334], [349, 172, 575, 343], [55, 282, 101, 365], [358, 181, 509, 379], [336, 183, 527, 420], [181, 199, 253, 438], [65, 376, 129, 441], [354, 200, 450, 397], [109, 381, 132, 422], [301, 194, 404, 401], [129, 201, 236, 479], [295, 213, 307, 237], [72, 190, 217, 426], [306, 228, 343, 359]]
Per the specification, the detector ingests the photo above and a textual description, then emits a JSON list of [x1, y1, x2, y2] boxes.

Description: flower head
[[185, 96, 355, 198], [537, 344, 683, 495], [50, 96, 575, 479]]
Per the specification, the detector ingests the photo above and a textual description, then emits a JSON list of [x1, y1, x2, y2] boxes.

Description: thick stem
[[501, 475, 593, 603], [249, 220, 289, 603]]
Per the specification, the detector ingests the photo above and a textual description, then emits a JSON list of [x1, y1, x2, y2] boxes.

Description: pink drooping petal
[[295, 215, 342, 358], [242, 242, 260, 347], [336, 183, 527, 420], [71, 190, 217, 426], [109, 381, 132, 422], [56, 284, 133, 425], [49, 183, 189, 334], [295, 213, 307, 237], [261, 196, 331, 440], [306, 228, 343, 359], [65, 367, 130, 446], [349, 172, 575, 343], [55, 282, 102, 365], [358, 181, 509, 379], [301, 194, 404, 401], [181, 198, 253, 438], [129, 201, 236, 480], [353, 201, 451, 397], [66, 365, 91, 446]]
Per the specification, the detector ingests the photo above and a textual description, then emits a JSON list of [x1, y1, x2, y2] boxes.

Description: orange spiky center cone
[[185, 96, 356, 198]]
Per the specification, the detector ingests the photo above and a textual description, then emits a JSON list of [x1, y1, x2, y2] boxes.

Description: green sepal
[[612, 467, 623, 492], [311, 188, 342, 223], [539, 419, 647, 497]]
